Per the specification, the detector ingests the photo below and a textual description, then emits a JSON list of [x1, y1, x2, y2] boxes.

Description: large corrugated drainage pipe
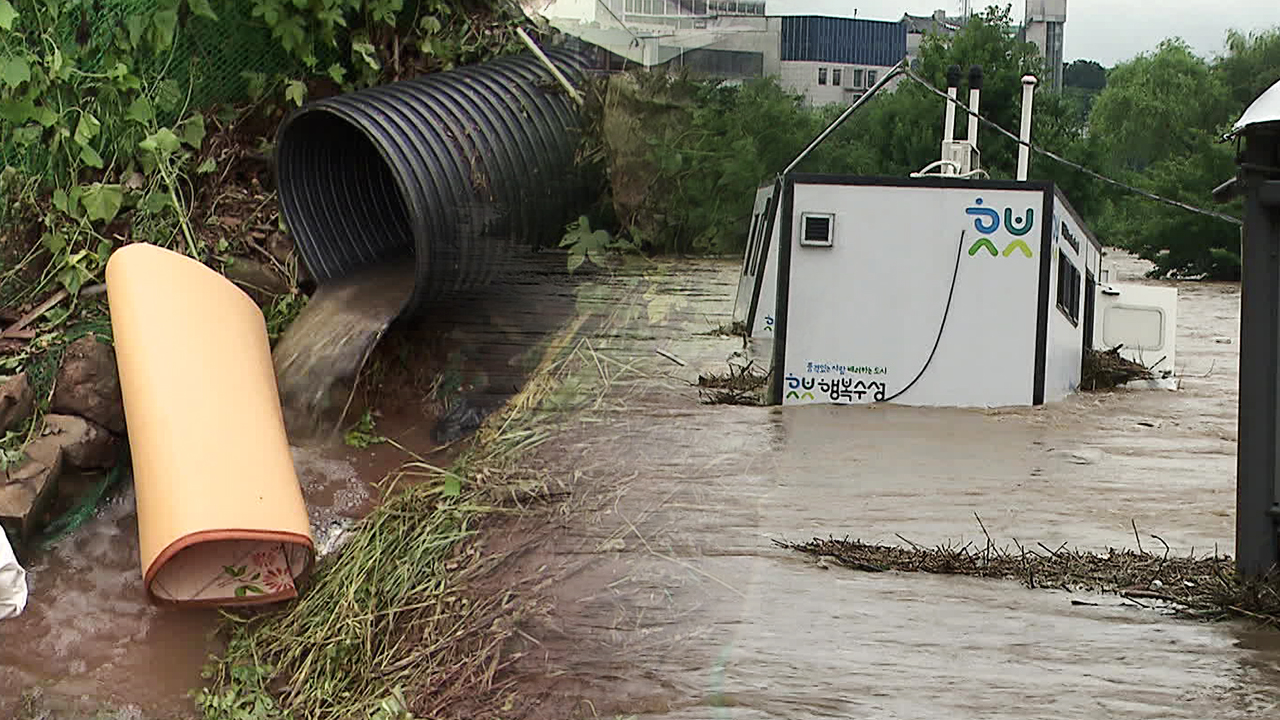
[[274, 48, 590, 318]]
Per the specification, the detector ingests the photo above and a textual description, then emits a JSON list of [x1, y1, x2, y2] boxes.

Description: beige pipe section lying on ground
[[106, 243, 314, 607]]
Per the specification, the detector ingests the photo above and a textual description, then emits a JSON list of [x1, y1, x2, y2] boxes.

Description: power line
[[901, 65, 1245, 227]]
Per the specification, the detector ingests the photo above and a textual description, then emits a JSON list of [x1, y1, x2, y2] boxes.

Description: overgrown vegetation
[[0, 0, 533, 495]]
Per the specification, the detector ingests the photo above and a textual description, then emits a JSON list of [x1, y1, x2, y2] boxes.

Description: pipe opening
[[278, 111, 415, 283]]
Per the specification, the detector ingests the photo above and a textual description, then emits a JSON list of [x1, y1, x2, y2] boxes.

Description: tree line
[[609, 6, 1279, 279]]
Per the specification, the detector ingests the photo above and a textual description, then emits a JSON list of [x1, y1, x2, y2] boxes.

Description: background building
[[776, 16, 908, 105], [901, 9, 962, 63], [1022, 0, 1067, 91], [542, 2, 1100, 106]]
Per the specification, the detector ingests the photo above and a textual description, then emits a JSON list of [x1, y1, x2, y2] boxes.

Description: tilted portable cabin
[[735, 175, 1103, 407], [732, 64, 1176, 408]]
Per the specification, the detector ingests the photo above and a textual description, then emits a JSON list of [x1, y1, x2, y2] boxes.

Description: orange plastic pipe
[[106, 244, 313, 606]]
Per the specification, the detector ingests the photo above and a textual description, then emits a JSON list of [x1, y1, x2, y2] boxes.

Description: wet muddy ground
[[0, 252, 581, 718], [4, 250, 1274, 719]]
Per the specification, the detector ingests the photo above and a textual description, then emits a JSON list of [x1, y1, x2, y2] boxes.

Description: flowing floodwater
[[3, 250, 1276, 719], [272, 262, 417, 443], [488, 253, 1280, 719]]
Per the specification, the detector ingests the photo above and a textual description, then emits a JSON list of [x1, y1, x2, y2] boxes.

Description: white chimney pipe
[[943, 86, 958, 146], [1017, 75, 1038, 181], [941, 65, 961, 175], [966, 66, 983, 156]]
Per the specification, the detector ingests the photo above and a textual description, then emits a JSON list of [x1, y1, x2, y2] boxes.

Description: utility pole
[[1223, 80, 1280, 576]]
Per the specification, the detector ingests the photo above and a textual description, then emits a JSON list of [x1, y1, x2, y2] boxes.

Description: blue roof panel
[[778, 16, 907, 66]]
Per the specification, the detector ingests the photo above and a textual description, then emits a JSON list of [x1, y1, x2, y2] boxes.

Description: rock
[[51, 336, 125, 434], [41, 414, 117, 470], [0, 372, 33, 433], [432, 394, 496, 444], [0, 436, 64, 540], [224, 256, 290, 297]]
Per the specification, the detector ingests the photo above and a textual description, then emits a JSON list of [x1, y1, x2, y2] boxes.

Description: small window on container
[[832, 68, 842, 86], [743, 213, 761, 275], [852, 68, 864, 87], [1056, 249, 1081, 325], [867, 69, 878, 85], [800, 213, 834, 248], [817, 68, 827, 85]]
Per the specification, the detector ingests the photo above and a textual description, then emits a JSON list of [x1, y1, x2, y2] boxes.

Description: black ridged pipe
[[275, 49, 589, 316]]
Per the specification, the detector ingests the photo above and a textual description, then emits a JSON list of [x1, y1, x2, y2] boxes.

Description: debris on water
[[698, 320, 748, 338], [1081, 345, 1155, 390], [312, 516, 357, 560], [776, 528, 1280, 624], [655, 348, 686, 366], [697, 360, 770, 406], [1214, 337, 1233, 344]]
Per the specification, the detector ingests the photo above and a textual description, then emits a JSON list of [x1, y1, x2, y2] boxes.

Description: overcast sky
[[770, 0, 1278, 66]]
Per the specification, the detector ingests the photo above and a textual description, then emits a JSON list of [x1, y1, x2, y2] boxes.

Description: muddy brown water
[[490, 253, 1280, 719], [4, 251, 1277, 719]]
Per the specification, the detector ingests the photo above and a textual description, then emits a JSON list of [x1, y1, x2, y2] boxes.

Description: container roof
[[1231, 79, 1280, 137]]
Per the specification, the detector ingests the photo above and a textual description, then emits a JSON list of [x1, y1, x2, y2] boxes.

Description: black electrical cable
[[901, 66, 1245, 227], [881, 230, 966, 403]]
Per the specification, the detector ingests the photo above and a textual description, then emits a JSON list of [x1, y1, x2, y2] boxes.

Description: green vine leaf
[[274, 15, 306, 55], [327, 63, 345, 84], [79, 144, 104, 169], [42, 229, 66, 254], [284, 79, 306, 107], [0, 0, 18, 32], [81, 183, 124, 223], [152, 9, 178, 51], [125, 15, 146, 48], [58, 261, 90, 296], [73, 112, 101, 145], [1, 54, 30, 88], [140, 127, 182, 157], [186, 0, 218, 21], [352, 41, 380, 71], [126, 96, 154, 124], [250, 0, 280, 26], [178, 115, 206, 148], [154, 79, 182, 112], [0, 98, 32, 123], [140, 191, 170, 213]]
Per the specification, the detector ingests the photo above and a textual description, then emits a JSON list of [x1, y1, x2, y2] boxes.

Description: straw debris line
[[1081, 345, 1155, 390], [697, 360, 770, 406], [776, 521, 1280, 625]]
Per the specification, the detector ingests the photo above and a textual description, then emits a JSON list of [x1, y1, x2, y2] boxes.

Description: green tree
[[1215, 27, 1280, 108], [1088, 39, 1229, 172], [1087, 39, 1244, 277], [852, 4, 1048, 178], [1063, 59, 1107, 91], [1104, 138, 1241, 279]]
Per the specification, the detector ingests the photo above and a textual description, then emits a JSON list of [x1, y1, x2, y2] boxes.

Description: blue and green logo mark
[[966, 199, 1035, 258]]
